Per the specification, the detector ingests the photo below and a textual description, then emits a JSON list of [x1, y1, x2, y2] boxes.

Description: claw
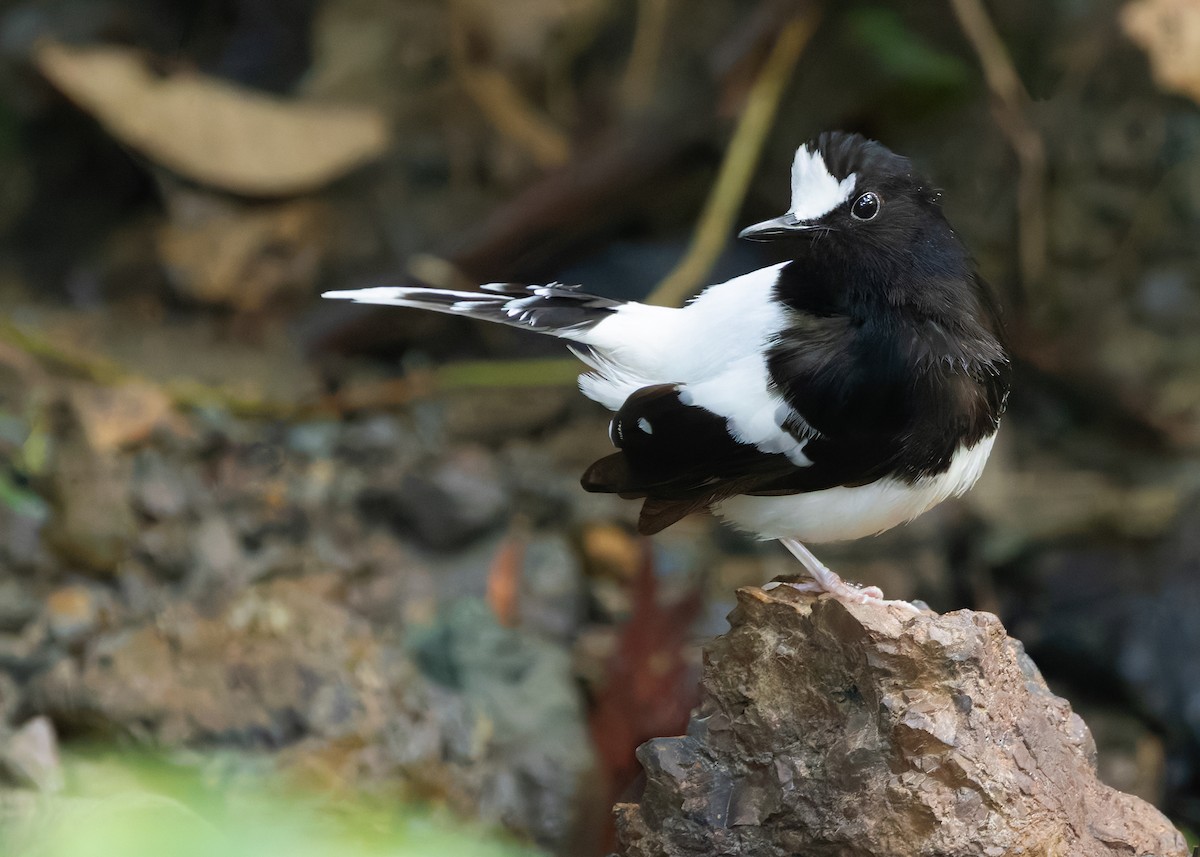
[[772, 539, 921, 613]]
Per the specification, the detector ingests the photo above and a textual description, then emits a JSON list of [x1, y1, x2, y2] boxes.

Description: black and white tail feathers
[[322, 283, 622, 337]]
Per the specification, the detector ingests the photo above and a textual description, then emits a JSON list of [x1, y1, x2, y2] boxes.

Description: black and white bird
[[324, 132, 1010, 605]]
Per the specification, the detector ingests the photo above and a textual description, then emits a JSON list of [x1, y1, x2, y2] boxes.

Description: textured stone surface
[[24, 577, 594, 850], [615, 586, 1187, 857]]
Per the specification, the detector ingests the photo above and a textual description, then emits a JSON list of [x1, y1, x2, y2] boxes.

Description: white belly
[[712, 434, 996, 542]]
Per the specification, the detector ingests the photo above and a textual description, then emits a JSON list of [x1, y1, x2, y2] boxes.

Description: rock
[[22, 578, 592, 850], [130, 450, 192, 520], [407, 598, 597, 846], [580, 523, 641, 581], [336, 414, 419, 462], [189, 515, 244, 586], [499, 439, 596, 528], [113, 560, 173, 621], [614, 587, 1187, 857], [64, 381, 173, 453], [373, 446, 510, 550], [0, 671, 20, 725], [44, 584, 110, 644], [0, 622, 56, 682], [285, 420, 342, 458], [42, 403, 137, 575], [517, 533, 586, 642], [0, 499, 51, 574], [135, 520, 193, 581], [27, 576, 381, 746], [0, 717, 63, 792], [0, 579, 40, 633]]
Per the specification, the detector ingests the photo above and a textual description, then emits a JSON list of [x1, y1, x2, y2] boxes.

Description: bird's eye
[[851, 192, 881, 221]]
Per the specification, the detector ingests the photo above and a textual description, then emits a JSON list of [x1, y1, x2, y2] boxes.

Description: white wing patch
[[678, 360, 813, 467], [573, 263, 813, 467], [789, 146, 857, 222]]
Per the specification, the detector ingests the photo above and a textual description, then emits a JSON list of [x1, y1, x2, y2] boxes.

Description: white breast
[[712, 433, 997, 542]]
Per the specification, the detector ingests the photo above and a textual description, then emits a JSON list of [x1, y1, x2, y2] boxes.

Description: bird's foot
[[762, 576, 892, 604], [772, 538, 920, 613]]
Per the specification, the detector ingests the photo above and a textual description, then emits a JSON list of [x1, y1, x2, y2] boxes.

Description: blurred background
[[0, 0, 1197, 853]]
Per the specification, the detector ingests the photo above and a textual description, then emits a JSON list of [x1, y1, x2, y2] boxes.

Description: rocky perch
[[614, 587, 1187, 857]]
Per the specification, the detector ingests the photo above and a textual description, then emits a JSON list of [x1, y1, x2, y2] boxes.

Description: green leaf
[[0, 471, 47, 519], [847, 8, 972, 91], [13, 753, 546, 857]]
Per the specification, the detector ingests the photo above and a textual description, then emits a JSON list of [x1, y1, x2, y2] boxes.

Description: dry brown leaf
[[66, 380, 172, 452], [34, 39, 390, 197], [580, 522, 642, 580], [447, 1, 572, 169], [588, 545, 701, 828], [452, 0, 611, 66], [485, 533, 526, 627], [157, 191, 327, 310], [451, 63, 570, 169], [1122, 0, 1200, 104]]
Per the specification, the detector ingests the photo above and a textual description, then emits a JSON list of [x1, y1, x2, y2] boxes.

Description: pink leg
[[766, 539, 919, 612]]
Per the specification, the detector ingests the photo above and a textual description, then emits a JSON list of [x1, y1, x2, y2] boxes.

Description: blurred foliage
[[846, 7, 972, 92], [11, 753, 543, 857], [0, 470, 45, 517], [0, 405, 47, 516]]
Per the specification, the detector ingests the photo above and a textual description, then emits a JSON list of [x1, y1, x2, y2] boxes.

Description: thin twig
[[949, 0, 1047, 300], [621, 0, 673, 111], [0, 318, 126, 385], [647, 7, 820, 308], [447, 1, 571, 169], [0, 318, 581, 420]]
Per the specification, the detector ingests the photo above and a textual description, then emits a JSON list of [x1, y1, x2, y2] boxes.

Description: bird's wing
[[570, 262, 791, 410], [581, 383, 903, 534]]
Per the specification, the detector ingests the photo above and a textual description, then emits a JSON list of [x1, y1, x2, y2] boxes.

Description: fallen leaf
[[587, 542, 701, 845], [34, 39, 390, 196], [157, 191, 327, 310], [486, 531, 526, 627], [66, 380, 172, 452], [0, 717, 64, 793], [580, 522, 642, 581], [451, 0, 612, 67], [1122, 0, 1200, 104], [43, 422, 137, 574]]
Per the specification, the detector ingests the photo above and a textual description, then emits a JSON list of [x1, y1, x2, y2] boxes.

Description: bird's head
[[740, 132, 962, 288]]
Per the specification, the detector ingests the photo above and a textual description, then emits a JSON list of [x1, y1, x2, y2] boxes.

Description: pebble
[[130, 450, 191, 520], [0, 717, 63, 792], [389, 446, 511, 550], [45, 584, 103, 644], [0, 579, 39, 633]]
